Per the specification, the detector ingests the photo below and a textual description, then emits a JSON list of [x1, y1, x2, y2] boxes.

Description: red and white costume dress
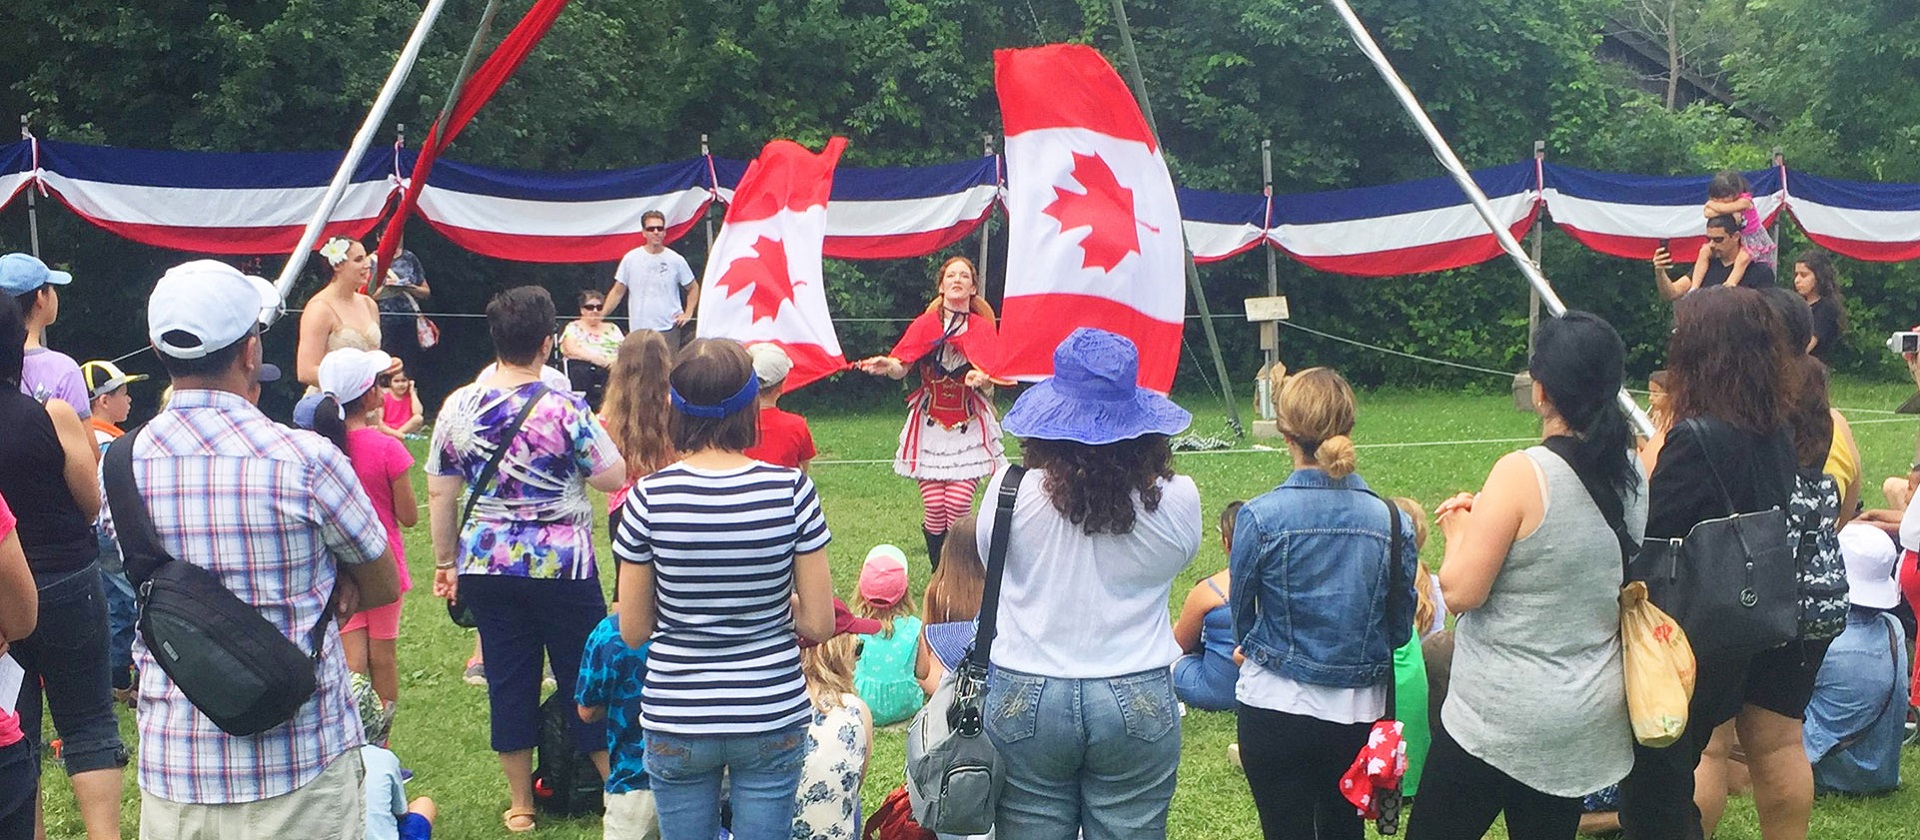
[[888, 308, 1008, 485]]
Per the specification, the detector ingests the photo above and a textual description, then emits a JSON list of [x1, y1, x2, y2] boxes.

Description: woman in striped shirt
[[613, 338, 835, 840]]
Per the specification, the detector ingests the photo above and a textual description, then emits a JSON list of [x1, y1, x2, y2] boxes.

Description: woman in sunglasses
[[561, 290, 624, 410]]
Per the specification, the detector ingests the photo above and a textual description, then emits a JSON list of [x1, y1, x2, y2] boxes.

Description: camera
[[1888, 332, 1920, 354]]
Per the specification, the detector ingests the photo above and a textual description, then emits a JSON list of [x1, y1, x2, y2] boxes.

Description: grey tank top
[[1441, 446, 1646, 797]]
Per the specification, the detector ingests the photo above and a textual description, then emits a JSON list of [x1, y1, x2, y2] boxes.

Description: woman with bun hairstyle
[[1230, 367, 1418, 840], [853, 255, 1007, 566]]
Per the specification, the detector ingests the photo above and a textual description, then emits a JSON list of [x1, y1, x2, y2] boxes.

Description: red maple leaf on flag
[[712, 236, 800, 323], [1043, 152, 1146, 273]]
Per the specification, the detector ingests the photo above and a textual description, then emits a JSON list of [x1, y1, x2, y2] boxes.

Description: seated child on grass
[[352, 673, 438, 840], [577, 602, 657, 840], [853, 544, 926, 725]]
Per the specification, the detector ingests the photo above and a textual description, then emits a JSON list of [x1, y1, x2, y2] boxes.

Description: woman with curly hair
[[1791, 249, 1846, 363], [1231, 365, 1419, 840], [976, 327, 1201, 839], [1617, 286, 1800, 840], [853, 255, 1007, 566]]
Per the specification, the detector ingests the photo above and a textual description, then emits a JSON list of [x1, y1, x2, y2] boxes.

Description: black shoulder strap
[[105, 426, 337, 659], [104, 427, 169, 586], [1541, 437, 1639, 569], [1683, 417, 1740, 516], [966, 463, 1028, 670], [1378, 491, 1404, 719], [459, 384, 549, 531]]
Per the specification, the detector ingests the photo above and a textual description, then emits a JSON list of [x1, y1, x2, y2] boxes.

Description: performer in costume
[[855, 256, 1008, 567]]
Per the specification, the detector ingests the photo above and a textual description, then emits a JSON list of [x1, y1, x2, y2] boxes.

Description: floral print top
[[792, 694, 870, 840], [426, 381, 620, 580]]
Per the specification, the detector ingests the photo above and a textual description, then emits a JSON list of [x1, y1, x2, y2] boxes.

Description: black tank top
[[0, 388, 97, 573]]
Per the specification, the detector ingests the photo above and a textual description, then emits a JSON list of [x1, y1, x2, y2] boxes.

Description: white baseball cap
[[148, 260, 284, 359], [748, 342, 792, 387], [317, 347, 394, 405], [1838, 522, 1901, 610]]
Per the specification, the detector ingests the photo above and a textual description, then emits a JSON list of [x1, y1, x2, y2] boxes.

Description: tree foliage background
[[2, 0, 1918, 416]]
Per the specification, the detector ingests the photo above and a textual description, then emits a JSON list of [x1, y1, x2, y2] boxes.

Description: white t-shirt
[[976, 466, 1201, 678], [1236, 660, 1386, 725], [360, 745, 407, 840], [613, 246, 696, 332]]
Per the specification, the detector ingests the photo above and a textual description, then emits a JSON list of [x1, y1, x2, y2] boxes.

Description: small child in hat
[[852, 545, 927, 725], [741, 343, 816, 472], [352, 673, 439, 839]]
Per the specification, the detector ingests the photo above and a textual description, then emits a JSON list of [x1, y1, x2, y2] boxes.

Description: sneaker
[[1228, 742, 1242, 770], [542, 663, 557, 692], [400, 768, 415, 783], [464, 659, 487, 687]]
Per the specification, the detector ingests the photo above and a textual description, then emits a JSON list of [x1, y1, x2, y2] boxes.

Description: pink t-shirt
[[0, 492, 20, 748], [347, 427, 416, 592], [382, 391, 414, 430]]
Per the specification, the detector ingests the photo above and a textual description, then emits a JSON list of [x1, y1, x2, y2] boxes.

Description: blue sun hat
[[1002, 327, 1191, 444]]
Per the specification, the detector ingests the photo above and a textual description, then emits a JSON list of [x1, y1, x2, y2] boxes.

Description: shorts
[[139, 749, 363, 839], [398, 812, 433, 840], [604, 789, 660, 840], [341, 599, 402, 641], [1743, 638, 1833, 719]]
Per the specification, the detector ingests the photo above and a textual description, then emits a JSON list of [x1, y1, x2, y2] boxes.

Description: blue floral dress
[[792, 694, 870, 840]]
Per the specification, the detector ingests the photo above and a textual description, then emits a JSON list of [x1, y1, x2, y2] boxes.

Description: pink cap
[[859, 545, 911, 608]]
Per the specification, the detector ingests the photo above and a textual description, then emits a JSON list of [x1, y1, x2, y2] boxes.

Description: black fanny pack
[[105, 429, 332, 736]]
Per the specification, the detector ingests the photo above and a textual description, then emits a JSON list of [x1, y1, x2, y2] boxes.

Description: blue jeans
[[98, 532, 138, 691], [984, 666, 1181, 840], [11, 563, 127, 775], [645, 725, 807, 840]]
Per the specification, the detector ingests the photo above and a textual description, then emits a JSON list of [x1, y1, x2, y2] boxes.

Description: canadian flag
[[696, 137, 850, 389], [994, 44, 1187, 392]]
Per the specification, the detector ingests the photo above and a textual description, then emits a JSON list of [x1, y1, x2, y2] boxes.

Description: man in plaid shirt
[[116, 261, 400, 839]]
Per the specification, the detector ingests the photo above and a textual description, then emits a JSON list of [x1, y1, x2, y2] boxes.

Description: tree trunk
[[1665, 0, 1680, 110]]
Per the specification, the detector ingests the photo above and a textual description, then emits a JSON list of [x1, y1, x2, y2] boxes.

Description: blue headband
[[670, 375, 759, 419]]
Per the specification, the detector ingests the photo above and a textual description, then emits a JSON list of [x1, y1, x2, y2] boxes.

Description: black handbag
[[1629, 418, 1798, 661], [446, 384, 548, 627], [105, 429, 334, 737]]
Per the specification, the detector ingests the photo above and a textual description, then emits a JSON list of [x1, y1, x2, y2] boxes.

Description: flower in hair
[[319, 238, 353, 268]]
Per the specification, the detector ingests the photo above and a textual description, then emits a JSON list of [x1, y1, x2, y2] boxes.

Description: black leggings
[[1238, 704, 1370, 840], [1404, 717, 1582, 840]]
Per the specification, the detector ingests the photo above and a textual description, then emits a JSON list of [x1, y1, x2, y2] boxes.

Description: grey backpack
[[905, 465, 1025, 835]]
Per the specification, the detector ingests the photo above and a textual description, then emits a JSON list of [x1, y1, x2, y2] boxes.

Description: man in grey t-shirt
[[604, 210, 699, 350]]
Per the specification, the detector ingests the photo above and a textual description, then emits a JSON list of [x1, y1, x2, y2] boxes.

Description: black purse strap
[[1682, 417, 1741, 517], [1540, 437, 1640, 578], [105, 426, 335, 660], [1377, 491, 1404, 721], [459, 384, 549, 532], [964, 463, 1029, 671]]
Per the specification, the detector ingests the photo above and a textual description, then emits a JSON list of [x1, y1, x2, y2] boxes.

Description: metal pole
[[272, 0, 453, 300], [1323, 0, 1652, 438], [1527, 140, 1544, 359], [979, 133, 993, 301], [701, 134, 717, 256], [20, 116, 40, 258], [1771, 146, 1785, 248], [1110, 0, 1245, 435]]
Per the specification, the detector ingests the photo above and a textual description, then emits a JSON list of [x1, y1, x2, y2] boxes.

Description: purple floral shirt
[[426, 381, 620, 580]]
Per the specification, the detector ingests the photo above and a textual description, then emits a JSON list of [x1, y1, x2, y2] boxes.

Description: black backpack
[[532, 691, 603, 816], [104, 429, 335, 737]]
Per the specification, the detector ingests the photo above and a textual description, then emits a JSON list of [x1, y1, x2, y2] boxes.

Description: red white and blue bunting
[[8, 138, 1920, 272]]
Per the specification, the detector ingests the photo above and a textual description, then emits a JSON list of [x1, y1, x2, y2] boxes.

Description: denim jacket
[[1228, 469, 1417, 688]]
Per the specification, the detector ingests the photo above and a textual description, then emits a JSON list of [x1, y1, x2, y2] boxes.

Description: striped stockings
[[917, 479, 978, 534]]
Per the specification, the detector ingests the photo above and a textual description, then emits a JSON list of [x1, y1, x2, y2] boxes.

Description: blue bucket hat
[[1002, 328, 1191, 445], [0, 253, 73, 297]]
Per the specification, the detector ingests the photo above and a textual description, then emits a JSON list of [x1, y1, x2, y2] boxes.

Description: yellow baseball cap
[[80, 360, 150, 399]]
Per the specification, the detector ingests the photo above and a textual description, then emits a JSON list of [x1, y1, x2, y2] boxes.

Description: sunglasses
[[644, 226, 666, 233], [582, 303, 603, 311]]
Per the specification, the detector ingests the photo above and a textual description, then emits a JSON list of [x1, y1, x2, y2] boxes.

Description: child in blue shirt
[[578, 611, 656, 840], [352, 673, 438, 840]]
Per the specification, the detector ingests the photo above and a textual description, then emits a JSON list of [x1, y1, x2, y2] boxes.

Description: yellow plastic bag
[[1620, 581, 1697, 748]]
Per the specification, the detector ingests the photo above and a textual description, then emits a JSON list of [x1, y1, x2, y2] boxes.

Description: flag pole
[[20, 116, 41, 258], [1323, 0, 1654, 438], [272, 0, 453, 301], [1109, 0, 1244, 436], [979, 133, 994, 302]]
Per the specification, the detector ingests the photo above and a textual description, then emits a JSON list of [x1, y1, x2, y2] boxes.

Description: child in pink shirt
[[316, 349, 419, 717]]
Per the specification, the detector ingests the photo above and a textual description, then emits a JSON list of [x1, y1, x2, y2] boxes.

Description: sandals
[[503, 807, 536, 833]]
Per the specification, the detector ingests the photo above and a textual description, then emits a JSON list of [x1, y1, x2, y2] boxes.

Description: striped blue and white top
[[612, 461, 832, 735]]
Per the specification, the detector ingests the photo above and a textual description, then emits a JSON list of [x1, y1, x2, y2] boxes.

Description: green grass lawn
[[37, 378, 1920, 838]]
